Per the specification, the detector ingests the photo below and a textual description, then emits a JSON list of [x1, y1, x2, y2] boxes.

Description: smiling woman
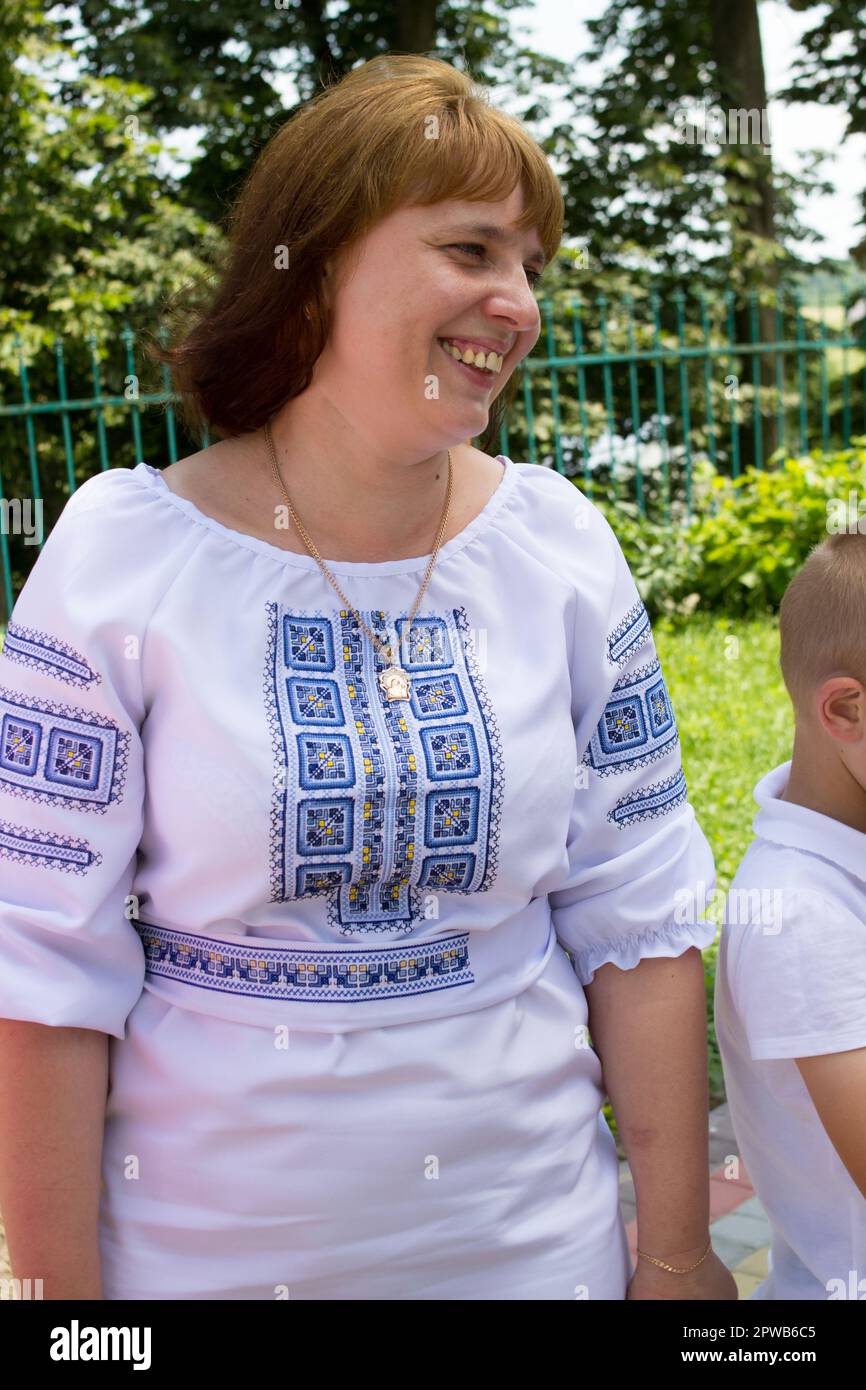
[[145, 53, 562, 451], [0, 53, 727, 1306]]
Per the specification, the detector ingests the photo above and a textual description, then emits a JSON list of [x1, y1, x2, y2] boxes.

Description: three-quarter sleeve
[[549, 507, 717, 987], [0, 473, 150, 1038]]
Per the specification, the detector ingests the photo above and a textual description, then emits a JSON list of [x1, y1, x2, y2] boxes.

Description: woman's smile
[[436, 336, 502, 388]]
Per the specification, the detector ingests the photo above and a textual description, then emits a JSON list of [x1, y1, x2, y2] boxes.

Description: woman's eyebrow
[[435, 221, 546, 269]]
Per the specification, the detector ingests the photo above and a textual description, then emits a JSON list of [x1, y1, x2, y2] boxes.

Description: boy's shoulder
[[720, 840, 865, 1052], [723, 838, 864, 941]]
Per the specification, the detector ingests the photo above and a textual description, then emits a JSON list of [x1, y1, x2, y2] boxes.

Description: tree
[[546, 0, 838, 468], [777, 0, 866, 264], [0, 0, 220, 612], [64, 0, 571, 226]]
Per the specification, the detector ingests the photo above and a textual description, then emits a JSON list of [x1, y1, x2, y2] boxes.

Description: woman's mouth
[[437, 338, 504, 388]]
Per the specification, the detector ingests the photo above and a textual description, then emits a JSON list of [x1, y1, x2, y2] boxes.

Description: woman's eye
[[449, 243, 542, 288], [451, 242, 486, 260]]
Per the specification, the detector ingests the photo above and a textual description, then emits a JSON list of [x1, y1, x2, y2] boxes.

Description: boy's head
[[779, 531, 866, 786]]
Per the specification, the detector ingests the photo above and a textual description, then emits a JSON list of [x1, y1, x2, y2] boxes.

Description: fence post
[[571, 298, 592, 498], [794, 288, 808, 455], [649, 292, 671, 525], [725, 291, 741, 478], [774, 290, 786, 459], [543, 296, 564, 475], [624, 293, 645, 518], [748, 291, 762, 470], [698, 292, 717, 474], [673, 290, 693, 519], [597, 294, 620, 507]]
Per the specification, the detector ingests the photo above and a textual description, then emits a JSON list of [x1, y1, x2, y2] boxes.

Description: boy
[[715, 529, 866, 1300]]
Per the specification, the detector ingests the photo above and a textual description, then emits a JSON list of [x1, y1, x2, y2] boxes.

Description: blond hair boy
[[715, 529, 866, 1299]]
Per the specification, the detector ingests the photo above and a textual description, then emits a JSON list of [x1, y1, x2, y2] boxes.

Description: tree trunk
[[709, 0, 780, 470], [394, 0, 438, 54]]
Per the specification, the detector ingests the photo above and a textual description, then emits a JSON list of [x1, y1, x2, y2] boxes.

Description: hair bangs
[[390, 105, 562, 268]]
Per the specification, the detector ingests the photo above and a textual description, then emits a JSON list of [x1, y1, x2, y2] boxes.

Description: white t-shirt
[[715, 761, 866, 1300]]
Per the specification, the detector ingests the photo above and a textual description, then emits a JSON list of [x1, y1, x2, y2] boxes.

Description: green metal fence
[[1, 284, 865, 617]]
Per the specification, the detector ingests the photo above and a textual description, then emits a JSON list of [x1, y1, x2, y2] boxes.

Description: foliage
[[546, 0, 839, 297], [0, 0, 223, 582], [591, 443, 866, 620], [66, 0, 572, 227], [1, 2, 219, 356]]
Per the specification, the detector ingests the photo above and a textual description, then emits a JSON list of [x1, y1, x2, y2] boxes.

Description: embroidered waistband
[[134, 919, 472, 1004], [129, 900, 558, 1034]]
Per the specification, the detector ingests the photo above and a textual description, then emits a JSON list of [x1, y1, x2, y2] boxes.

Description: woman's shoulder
[[502, 458, 623, 569], [500, 461, 646, 657], [51, 458, 191, 533], [509, 457, 602, 517], [61, 460, 151, 512], [25, 461, 198, 622]]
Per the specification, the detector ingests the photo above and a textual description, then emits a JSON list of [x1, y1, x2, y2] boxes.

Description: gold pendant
[[379, 664, 411, 701]]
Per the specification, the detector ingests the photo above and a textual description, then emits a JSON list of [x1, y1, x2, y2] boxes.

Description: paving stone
[[731, 1195, 769, 1222], [709, 1232, 758, 1268], [736, 1247, 770, 1278], [734, 1272, 762, 1299], [713, 1210, 770, 1244]]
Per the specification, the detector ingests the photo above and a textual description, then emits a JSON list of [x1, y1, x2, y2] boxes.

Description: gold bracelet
[[636, 1238, 712, 1274]]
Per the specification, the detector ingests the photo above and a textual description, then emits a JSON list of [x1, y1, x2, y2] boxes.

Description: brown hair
[[779, 530, 866, 717], [144, 53, 563, 453]]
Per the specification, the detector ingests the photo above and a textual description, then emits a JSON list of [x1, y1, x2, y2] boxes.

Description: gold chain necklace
[[263, 420, 453, 702]]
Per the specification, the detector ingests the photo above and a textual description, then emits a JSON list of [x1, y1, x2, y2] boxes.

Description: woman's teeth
[[439, 339, 503, 374]]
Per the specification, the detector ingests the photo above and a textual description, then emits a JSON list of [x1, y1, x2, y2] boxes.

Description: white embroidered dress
[[0, 455, 716, 1301]]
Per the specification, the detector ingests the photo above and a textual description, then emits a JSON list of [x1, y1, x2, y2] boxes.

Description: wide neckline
[[132, 454, 518, 576]]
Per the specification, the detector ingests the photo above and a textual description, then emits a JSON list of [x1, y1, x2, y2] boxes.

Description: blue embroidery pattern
[[1, 622, 101, 689], [607, 768, 688, 828], [0, 684, 130, 813], [607, 600, 651, 667], [134, 919, 474, 1003], [263, 605, 503, 935], [583, 659, 679, 776], [0, 816, 103, 874]]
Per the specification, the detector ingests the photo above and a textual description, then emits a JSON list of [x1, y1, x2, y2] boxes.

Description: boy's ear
[[816, 676, 866, 740]]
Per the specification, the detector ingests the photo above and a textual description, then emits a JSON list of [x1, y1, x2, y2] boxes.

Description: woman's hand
[[627, 1248, 739, 1300]]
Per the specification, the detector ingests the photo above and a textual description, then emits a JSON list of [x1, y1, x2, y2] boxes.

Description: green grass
[[1, 614, 793, 1105], [654, 610, 794, 1102]]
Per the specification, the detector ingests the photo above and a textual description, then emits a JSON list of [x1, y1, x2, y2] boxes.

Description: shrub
[[588, 442, 866, 621]]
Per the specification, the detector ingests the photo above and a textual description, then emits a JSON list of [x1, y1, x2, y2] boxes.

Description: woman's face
[[313, 182, 545, 455]]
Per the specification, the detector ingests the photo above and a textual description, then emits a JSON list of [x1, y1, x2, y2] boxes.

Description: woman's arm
[[585, 946, 736, 1297], [0, 1019, 108, 1299]]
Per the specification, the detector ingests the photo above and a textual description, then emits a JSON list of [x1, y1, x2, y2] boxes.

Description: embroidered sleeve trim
[[0, 816, 103, 875], [1, 622, 102, 689], [606, 767, 688, 828], [606, 599, 651, 668]]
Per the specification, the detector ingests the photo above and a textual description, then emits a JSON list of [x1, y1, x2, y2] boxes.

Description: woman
[[0, 54, 736, 1300]]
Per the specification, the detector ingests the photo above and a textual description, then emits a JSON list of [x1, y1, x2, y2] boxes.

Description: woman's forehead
[[382, 197, 544, 251]]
